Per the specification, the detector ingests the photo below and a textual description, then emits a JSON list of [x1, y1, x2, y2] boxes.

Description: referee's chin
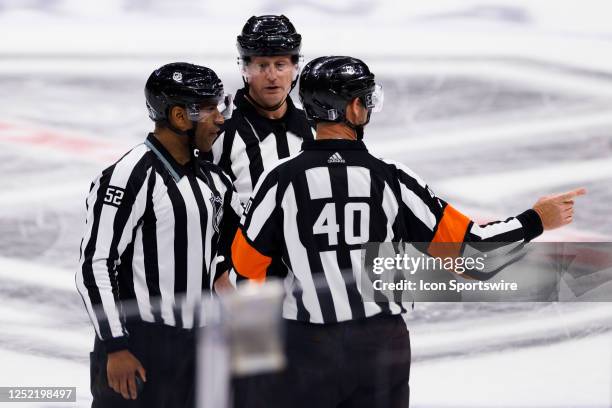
[[196, 135, 216, 153]]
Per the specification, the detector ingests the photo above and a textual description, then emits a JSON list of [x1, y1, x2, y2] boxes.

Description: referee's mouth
[[264, 86, 282, 93]]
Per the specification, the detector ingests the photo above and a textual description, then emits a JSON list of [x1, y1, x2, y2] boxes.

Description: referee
[[231, 56, 585, 407], [76, 63, 241, 408], [205, 15, 314, 288], [209, 15, 313, 204]]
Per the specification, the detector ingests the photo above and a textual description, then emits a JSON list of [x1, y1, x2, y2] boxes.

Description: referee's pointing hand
[[533, 187, 587, 230]]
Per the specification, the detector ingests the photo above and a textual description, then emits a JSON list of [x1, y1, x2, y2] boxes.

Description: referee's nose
[[214, 108, 225, 125], [265, 66, 278, 82]]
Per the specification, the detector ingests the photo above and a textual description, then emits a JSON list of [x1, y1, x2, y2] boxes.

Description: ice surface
[[0, 1, 611, 407]]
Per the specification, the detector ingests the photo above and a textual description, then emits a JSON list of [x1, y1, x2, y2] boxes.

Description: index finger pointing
[[556, 188, 587, 201]]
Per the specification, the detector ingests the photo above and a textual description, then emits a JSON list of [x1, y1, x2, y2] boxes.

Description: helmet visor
[[363, 84, 384, 113], [185, 94, 234, 121], [239, 56, 300, 82], [217, 94, 234, 119]]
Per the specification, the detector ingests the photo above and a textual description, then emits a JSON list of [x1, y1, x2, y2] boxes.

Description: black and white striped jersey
[[208, 88, 314, 204], [231, 139, 543, 324], [76, 133, 242, 352]]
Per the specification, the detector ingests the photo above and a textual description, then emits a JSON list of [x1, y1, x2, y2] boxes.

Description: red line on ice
[[0, 121, 127, 162]]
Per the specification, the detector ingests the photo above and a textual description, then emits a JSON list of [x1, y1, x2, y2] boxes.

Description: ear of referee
[[230, 56, 585, 407]]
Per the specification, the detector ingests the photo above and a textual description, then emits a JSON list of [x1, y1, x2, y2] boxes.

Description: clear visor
[[217, 94, 234, 119], [363, 84, 384, 113], [185, 94, 233, 121], [238, 57, 301, 82]]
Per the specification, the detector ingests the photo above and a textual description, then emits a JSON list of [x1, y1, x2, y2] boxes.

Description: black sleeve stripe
[[141, 170, 162, 323], [516, 209, 544, 242], [241, 168, 281, 231], [107, 155, 153, 286], [396, 170, 444, 220], [219, 123, 237, 181], [81, 164, 116, 340]]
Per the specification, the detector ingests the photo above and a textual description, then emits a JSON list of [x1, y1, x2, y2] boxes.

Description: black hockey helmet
[[237, 15, 301, 61], [145, 62, 231, 123], [299, 56, 383, 124]]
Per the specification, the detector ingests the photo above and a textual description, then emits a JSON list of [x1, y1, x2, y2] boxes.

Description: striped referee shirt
[[231, 139, 543, 324], [76, 133, 242, 352], [208, 88, 314, 204]]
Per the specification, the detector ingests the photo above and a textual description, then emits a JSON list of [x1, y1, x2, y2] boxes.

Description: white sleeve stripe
[[381, 182, 399, 241], [79, 177, 101, 262], [381, 158, 429, 188], [75, 269, 102, 337], [399, 182, 437, 231], [250, 152, 302, 200], [230, 192, 243, 218], [246, 183, 278, 240], [109, 145, 149, 189], [470, 218, 522, 240]]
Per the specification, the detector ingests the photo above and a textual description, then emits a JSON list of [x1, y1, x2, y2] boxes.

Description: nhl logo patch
[[209, 194, 224, 233], [172, 72, 183, 82]]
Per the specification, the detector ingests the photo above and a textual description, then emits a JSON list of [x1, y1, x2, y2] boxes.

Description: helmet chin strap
[[167, 121, 200, 173], [344, 110, 371, 141], [188, 126, 200, 174]]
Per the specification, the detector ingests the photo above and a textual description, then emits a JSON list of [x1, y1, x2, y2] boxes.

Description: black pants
[[235, 314, 411, 408], [90, 322, 196, 408]]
